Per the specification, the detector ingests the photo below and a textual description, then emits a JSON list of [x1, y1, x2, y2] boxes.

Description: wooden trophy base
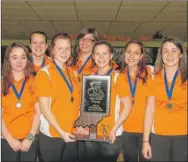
[[72, 133, 111, 143]]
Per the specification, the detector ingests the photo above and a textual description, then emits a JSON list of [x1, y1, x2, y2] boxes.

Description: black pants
[[97, 136, 122, 162], [1, 138, 38, 162], [121, 131, 150, 162], [151, 133, 187, 161], [36, 134, 44, 162], [81, 136, 122, 162], [80, 141, 99, 162], [38, 132, 78, 162]]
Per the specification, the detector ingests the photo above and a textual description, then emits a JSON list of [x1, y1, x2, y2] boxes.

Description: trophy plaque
[[73, 75, 111, 142]]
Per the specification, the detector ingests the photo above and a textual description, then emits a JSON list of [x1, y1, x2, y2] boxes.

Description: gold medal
[[132, 99, 135, 105], [166, 103, 173, 109], [16, 102, 22, 108], [71, 97, 74, 102], [78, 77, 81, 82]]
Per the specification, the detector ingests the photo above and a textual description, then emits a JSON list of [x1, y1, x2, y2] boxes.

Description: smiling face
[[30, 33, 48, 57], [9, 47, 27, 73], [52, 38, 71, 64], [124, 43, 142, 68], [162, 41, 182, 68], [79, 33, 95, 54], [93, 44, 113, 68]]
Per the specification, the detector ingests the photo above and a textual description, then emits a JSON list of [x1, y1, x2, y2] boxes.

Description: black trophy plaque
[[74, 75, 111, 142]]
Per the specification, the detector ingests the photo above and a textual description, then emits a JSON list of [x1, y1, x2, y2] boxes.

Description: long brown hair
[[121, 40, 148, 84], [154, 37, 187, 84], [71, 28, 98, 66], [2, 43, 33, 96]]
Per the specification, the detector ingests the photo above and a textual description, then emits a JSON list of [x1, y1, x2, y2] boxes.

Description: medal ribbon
[[127, 71, 138, 99], [55, 63, 73, 93], [11, 79, 26, 100], [164, 69, 179, 100], [96, 68, 113, 76], [78, 55, 92, 74], [31, 56, 45, 67], [41, 57, 45, 67], [106, 68, 113, 76]]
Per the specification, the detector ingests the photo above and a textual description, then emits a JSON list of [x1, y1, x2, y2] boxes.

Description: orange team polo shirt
[[74, 55, 95, 77], [35, 63, 80, 138], [149, 72, 187, 136], [97, 72, 130, 137], [2, 76, 36, 139], [122, 69, 152, 133], [33, 55, 52, 73], [73, 55, 96, 104]]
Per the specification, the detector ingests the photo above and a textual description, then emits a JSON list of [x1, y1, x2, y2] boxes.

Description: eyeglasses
[[80, 38, 95, 43]]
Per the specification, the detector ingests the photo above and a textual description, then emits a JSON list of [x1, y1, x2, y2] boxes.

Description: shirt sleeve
[[115, 73, 130, 98], [35, 71, 51, 97]]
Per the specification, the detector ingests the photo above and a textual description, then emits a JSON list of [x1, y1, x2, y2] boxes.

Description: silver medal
[[16, 102, 22, 108]]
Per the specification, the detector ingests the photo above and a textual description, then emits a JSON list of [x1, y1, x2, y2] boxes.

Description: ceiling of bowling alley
[[1, 1, 187, 41]]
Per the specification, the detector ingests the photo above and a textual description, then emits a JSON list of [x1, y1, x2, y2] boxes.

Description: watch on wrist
[[26, 134, 35, 143]]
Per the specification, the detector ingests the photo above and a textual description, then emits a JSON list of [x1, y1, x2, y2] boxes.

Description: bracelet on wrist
[[143, 141, 149, 143], [26, 134, 35, 143]]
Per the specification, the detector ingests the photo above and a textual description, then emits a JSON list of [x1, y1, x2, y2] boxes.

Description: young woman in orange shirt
[[142, 37, 187, 161], [35, 33, 80, 162], [29, 31, 52, 74], [29, 31, 53, 162], [82, 40, 132, 162], [71, 27, 98, 76], [70, 28, 98, 161], [1, 43, 40, 162], [120, 40, 154, 162]]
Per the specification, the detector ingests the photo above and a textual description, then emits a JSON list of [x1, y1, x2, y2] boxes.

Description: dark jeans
[[151, 133, 187, 161], [1, 138, 38, 162], [81, 136, 122, 162], [38, 132, 78, 162], [121, 131, 150, 162]]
